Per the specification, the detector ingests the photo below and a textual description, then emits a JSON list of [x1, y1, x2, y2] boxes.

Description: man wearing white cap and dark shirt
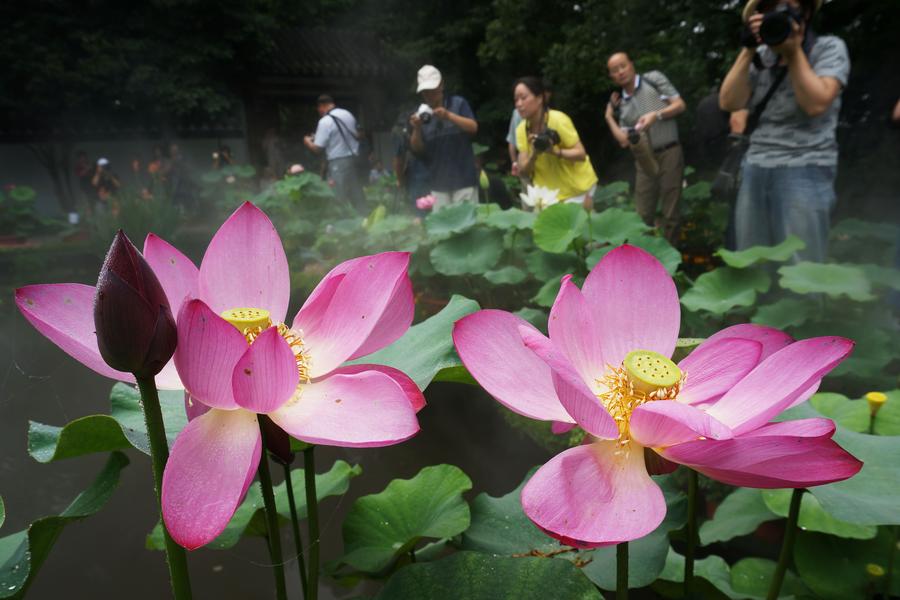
[[720, 0, 848, 263], [304, 94, 366, 211], [409, 65, 479, 210]]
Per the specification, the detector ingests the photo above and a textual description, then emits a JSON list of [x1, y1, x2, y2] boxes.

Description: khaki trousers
[[633, 144, 684, 244]]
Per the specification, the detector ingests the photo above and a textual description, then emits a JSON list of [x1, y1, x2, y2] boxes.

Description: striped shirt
[[617, 71, 681, 150]]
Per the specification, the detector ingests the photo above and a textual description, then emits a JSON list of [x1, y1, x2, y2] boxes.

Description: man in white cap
[[720, 0, 848, 263], [409, 65, 479, 210]]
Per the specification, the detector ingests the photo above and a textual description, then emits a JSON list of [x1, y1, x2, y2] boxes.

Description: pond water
[[0, 251, 553, 598]]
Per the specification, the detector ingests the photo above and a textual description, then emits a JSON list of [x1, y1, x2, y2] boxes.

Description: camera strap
[[746, 66, 788, 135], [328, 111, 360, 158]]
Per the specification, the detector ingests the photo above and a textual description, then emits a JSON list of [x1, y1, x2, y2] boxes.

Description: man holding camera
[[605, 53, 687, 243], [409, 65, 479, 210], [304, 94, 366, 212], [720, 0, 848, 263]]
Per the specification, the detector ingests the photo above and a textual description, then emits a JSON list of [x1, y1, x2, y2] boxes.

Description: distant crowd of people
[[307, 0, 853, 263]]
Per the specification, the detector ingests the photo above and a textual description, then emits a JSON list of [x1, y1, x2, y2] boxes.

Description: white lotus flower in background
[[519, 185, 560, 212]]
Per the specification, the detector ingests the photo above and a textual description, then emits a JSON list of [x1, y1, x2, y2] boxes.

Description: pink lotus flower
[[289, 163, 305, 174], [453, 245, 861, 548], [415, 194, 436, 211], [17, 202, 424, 550]]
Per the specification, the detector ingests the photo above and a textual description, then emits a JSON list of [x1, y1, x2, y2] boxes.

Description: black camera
[[533, 128, 561, 153], [759, 3, 804, 46], [625, 127, 641, 145], [416, 103, 434, 124]]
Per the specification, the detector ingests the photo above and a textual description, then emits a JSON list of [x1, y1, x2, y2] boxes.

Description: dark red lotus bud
[[94, 230, 177, 378]]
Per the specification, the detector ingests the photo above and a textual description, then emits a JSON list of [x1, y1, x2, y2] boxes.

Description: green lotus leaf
[[430, 227, 505, 275], [593, 180, 630, 205], [873, 389, 900, 436], [778, 262, 875, 301], [794, 530, 900, 599], [762, 489, 877, 539], [27, 384, 188, 462], [0, 453, 129, 599], [348, 295, 480, 390], [533, 203, 588, 253], [809, 393, 870, 433], [375, 551, 603, 599], [716, 235, 805, 268], [699, 487, 778, 546], [483, 207, 536, 231], [525, 250, 581, 282], [513, 307, 548, 332], [860, 263, 900, 291], [484, 266, 528, 285], [425, 202, 477, 237], [680, 267, 771, 314], [751, 297, 815, 329], [339, 465, 472, 573], [532, 276, 563, 308], [779, 403, 900, 525], [730, 557, 810, 598], [588, 207, 648, 246]]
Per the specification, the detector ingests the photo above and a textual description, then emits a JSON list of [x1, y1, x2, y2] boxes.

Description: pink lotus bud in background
[[289, 164, 305, 174], [415, 194, 436, 211]]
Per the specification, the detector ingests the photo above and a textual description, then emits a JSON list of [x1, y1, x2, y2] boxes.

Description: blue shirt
[[418, 95, 478, 192]]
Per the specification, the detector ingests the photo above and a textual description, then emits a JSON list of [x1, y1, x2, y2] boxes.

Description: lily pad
[[873, 389, 900, 436], [0, 452, 129, 599], [484, 266, 528, 285], [680, 268, 771, 314], [716, 236, 805, 269], [27, 384, 188, 462], [425, 202, 477, 237], [779, 403, 900, 525], [761, 489, 877, 539], [375, 551, 603, 599], [532, 276, 563, 308], [778, 262, 875, 301], [483, 207, 536, 231], [430, 227, 505, 275], [699, 487, 778, 546], [339, 465, 472, 573], [808, 393, 870, 433], [524, 251, 581, 282], [588, 207, 648, 246], [751, 297, 815, 329], [148, 459, 361, 550], [794, 530, 900, 599], [533, 203, 588, 253], [730, 557, 809, 599], [593, 180, 630, 206], [859, 264, 900, 291], [348, 295, 480, 390]]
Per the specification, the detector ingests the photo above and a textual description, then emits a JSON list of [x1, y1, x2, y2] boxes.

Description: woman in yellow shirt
[[515, 77, 598, 208]]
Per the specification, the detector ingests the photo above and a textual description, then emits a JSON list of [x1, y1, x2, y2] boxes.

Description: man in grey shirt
[[304, 94, 366, 212], [720, 0, 848, 262], [605, 53, 687, 243]]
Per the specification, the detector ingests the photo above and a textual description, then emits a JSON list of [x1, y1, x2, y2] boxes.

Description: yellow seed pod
[[865, 391, 888, 417], [623, 350, 682, 394], [221, 307, 272, 332]]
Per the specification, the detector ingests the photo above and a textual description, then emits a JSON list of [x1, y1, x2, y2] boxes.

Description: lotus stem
[[767, 488, 804, 600], [257, 424, 287, 600], [282, 463, 308, 598], [304, 446, 320, 600], [617, 541, 629, 600], [885, 526, 898, 600], [135, 376, 193, 600], [685, 469, 698, 598]]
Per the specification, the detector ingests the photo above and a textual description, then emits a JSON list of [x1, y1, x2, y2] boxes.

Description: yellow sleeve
[[515, 121, 528, 154], [550, 110, 579, 148]]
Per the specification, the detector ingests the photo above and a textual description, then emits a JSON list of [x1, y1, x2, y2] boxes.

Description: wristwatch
[[656, 110, 665, 122]]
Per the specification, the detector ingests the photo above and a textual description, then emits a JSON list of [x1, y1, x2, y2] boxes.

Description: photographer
[[409, 65, 479, 210], [304, 94, 366, 212], [719, 0, 849, 263], [604, 53, 686, 243], [515, 76, 597, 209]]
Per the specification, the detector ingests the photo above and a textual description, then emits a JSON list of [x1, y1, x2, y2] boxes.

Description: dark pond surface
[[0, 246, 553, 599]]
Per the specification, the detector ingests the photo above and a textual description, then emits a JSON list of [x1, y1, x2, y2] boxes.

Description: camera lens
[[627, 129, 641, 145], [759, 10, 792, 46], [420, 112, 432, 124]]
